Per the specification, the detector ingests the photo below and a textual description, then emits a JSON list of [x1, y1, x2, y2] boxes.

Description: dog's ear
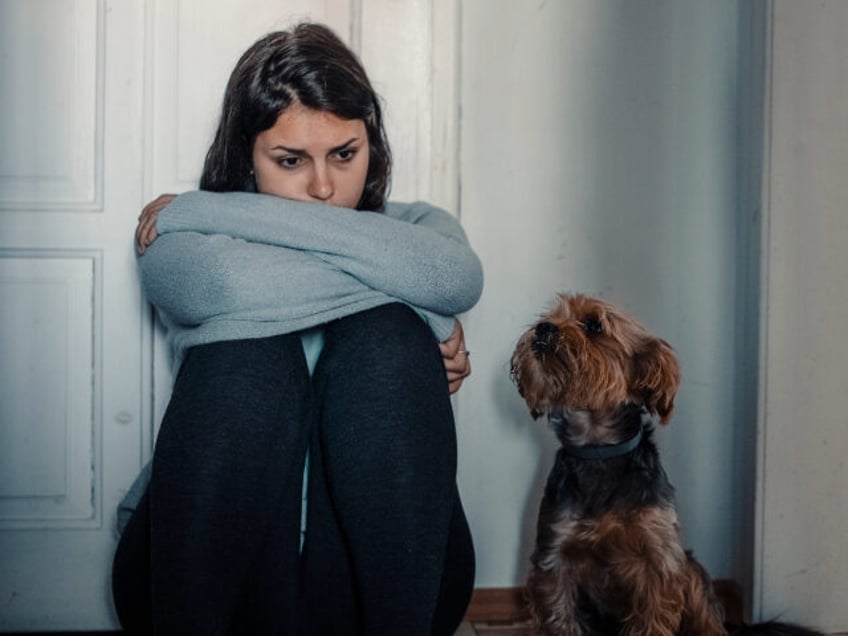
[[632, 338, 680, 424]]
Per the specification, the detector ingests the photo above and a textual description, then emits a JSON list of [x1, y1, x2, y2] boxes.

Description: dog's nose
[[532, 322, 558, 353]]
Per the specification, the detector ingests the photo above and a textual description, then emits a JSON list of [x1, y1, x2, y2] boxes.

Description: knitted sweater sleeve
[[138, 232, 387, 324], [155, 191, 484, 317]]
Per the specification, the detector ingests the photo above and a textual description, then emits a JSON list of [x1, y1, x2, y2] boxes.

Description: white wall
[[755, 2, 848, 631], [456, 0, 755, 587]]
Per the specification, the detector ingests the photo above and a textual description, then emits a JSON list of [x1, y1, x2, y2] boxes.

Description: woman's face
[[252, 103, 370, 209]]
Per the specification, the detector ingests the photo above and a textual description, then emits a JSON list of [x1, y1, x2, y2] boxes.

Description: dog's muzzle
[[531, 322, 558, 355]]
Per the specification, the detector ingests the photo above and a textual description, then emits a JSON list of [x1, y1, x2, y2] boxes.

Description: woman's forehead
[[256, 103, 367, 151]]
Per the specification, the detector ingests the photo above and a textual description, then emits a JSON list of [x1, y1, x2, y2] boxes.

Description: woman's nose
[[307, 164, 334, 201]]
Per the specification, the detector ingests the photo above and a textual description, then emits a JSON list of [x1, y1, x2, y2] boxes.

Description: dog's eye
[[580, 317, 603, 336]]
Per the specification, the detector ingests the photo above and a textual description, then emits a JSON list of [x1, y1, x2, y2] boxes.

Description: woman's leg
[[299, 425, 361, 635], [113, 334, 312, 635], [431, 495, 476, 635], [301, 303, 475, 635], [300, 478, 474, 636], [112, 487, 153, 634]]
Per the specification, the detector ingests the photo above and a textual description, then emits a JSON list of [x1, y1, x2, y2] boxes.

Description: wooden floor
[[2, 629, 528, 636], [11, 581, 841, 636], [455, 580, 743, 635]]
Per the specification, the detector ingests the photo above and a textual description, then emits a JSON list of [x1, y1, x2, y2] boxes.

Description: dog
[[510, 293, 822, 636]]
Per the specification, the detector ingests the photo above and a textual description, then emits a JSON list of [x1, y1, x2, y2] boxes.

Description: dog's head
[[510, 293, 680, 426]]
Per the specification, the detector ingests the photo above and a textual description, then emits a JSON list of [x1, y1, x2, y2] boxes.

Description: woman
[[112, 23, 483, 636]]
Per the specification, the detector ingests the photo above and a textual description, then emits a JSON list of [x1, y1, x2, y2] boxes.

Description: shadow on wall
[[457, 0, 759, 589], [578, 1, 757, 583]]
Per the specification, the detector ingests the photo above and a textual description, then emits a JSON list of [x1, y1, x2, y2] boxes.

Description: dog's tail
[[725, 621, 824, 635]]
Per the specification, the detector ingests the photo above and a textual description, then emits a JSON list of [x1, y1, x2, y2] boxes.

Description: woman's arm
[[152, 191, 484, 317], [138, 231, 459, 341]]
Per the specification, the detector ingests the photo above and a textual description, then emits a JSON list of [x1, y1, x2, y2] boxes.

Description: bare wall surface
[[755, 1, 848, 631], [456, 0, 749, 587]]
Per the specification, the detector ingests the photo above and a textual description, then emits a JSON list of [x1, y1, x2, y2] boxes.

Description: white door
[[0, 1, 455, 629], [0, 1, 145, 630]]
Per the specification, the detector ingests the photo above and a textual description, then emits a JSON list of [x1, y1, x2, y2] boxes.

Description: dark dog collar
[[551, 414, 644, 460]]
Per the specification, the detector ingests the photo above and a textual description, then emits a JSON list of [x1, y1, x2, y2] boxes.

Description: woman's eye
[[335, 148, 356, 162], [278, 156, 302, 169]]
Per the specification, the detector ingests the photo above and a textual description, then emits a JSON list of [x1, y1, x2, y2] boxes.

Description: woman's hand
[[135, 194, 176, 254], [440, 319, 471, 394]]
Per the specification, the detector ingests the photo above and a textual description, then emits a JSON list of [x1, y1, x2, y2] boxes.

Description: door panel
[[0, 254, 97, 526], [0, 0, 100, 208]]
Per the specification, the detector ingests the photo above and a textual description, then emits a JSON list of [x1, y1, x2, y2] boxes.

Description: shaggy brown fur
[[510, 293, 822, 636]]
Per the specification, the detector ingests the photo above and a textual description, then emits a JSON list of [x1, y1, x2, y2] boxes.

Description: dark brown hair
[[199, 23, 391, 211]]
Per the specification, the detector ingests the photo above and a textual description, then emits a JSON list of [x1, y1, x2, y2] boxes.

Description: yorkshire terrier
[[510, 293, 822, 636]]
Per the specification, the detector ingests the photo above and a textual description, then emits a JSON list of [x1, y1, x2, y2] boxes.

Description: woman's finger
[[446, 360, 471, 381], [135, 194, 176, 254], [439, 320, 464, 357]]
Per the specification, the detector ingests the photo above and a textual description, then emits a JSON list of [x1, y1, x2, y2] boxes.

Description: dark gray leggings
[[112, 303, 475, 635]]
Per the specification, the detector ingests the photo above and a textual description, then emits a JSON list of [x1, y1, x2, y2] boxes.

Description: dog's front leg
[[620, 578, 684, 636], [528, 474, 588, 635], [677, 557, 727, 635], [527, 549, 583, 636], [614, 552, 687, 636]]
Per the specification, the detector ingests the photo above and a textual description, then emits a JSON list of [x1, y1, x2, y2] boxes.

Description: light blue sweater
[[117, 191, 483, 532], [140, 191, 484, 368]]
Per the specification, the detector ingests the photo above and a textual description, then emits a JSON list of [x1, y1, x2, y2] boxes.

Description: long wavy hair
[[199, 23, 391, 211]]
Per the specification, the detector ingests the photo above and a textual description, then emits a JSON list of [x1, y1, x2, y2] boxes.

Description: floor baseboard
[[464, 586, 530, 623], [464, 578, 744, 625]]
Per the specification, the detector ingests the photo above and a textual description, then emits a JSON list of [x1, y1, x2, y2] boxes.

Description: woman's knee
[[320, 303, 444, 383], [314, 303, 456, 459], [156, 333, 313, 459]]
